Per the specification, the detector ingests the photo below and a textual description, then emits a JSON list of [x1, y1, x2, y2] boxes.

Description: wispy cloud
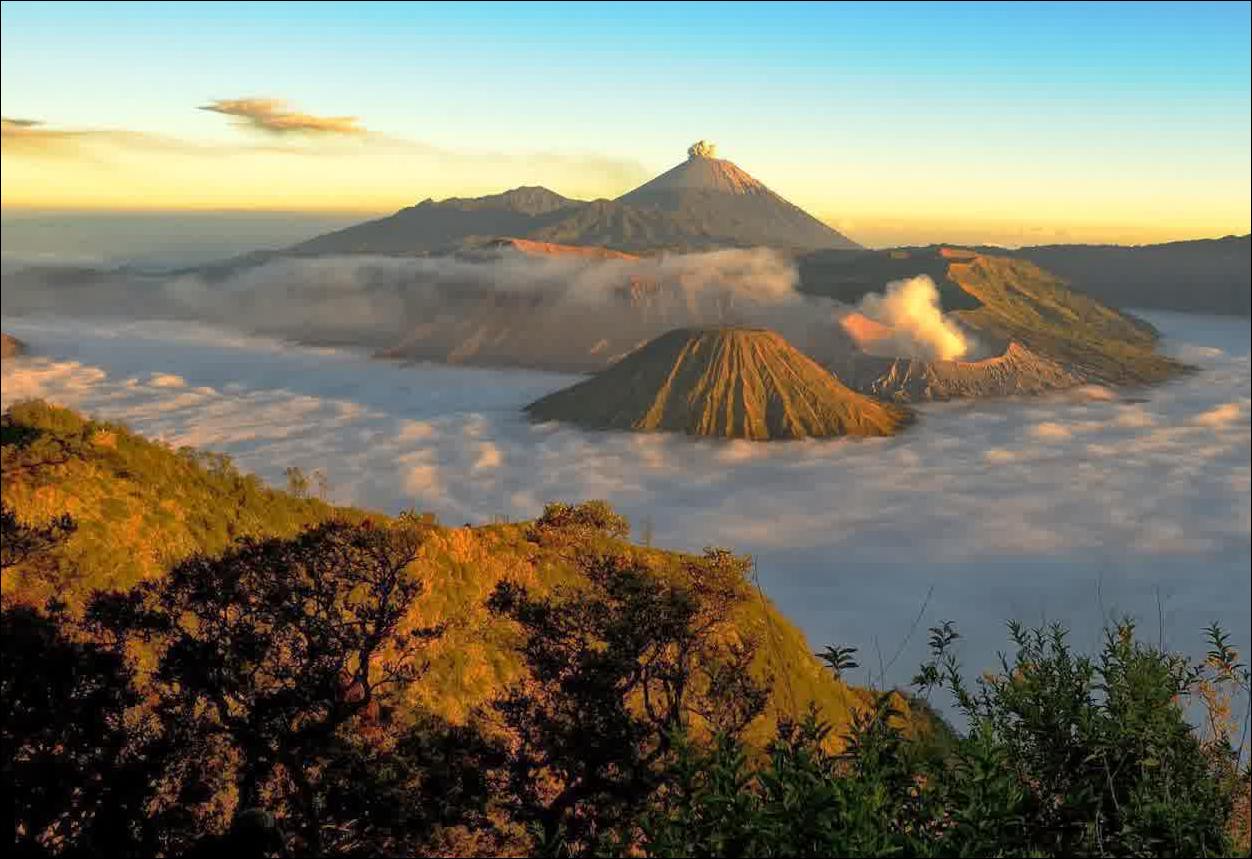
[[2, 116, 232, 157], [1, 103, 649, 208], [199, 98, 367, 136], [2, 116, 114, 152]]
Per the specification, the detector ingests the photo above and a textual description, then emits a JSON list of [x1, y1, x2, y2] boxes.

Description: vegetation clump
[[2, 402, 1247, 857]]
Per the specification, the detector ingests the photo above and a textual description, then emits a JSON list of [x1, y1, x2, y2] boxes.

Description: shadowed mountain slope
[[285, 142, 859, 255], [292, 186, 583, 256], [609, 141, 860, 251], [526, 327, 910, 439], [999, 235, 1251, 317]]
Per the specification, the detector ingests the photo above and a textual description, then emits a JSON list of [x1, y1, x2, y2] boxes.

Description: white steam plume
[[846, 275, 971, 361]]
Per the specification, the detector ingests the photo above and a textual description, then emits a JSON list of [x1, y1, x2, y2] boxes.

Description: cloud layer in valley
[[2, 310, 1248, 692], [2, 249, 970, 370]]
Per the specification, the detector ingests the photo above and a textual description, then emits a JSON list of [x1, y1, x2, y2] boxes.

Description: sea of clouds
[[1, 250, 971, 368], [1, 310, 1248, 692]]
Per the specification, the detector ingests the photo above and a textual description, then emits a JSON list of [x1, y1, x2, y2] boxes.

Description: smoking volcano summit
[[292, 141, 861, 256]]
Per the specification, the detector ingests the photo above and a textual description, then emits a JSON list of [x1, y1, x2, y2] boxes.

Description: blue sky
[[2, 1, 1248, 245]]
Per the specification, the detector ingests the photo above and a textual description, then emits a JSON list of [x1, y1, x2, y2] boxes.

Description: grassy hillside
[[946, 254, 1183, 384], [527, 327, 912, 439], [1, 400, 867, 739], [406, 521, 871, 741], [1, 400, 340, 607]]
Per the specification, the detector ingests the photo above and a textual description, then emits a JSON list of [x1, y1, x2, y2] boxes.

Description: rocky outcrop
[[838, 341, 1081, 402], [1, 333, 26, 359]]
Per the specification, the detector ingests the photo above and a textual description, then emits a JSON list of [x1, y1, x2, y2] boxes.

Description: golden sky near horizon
[[2, 113, 1248, 249], [4, 3, 1249, 249]]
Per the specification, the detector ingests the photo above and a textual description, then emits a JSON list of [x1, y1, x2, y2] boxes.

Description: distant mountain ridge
[[291, 141, 861, 255], [987, 235, 1251, 317], [294, 186, 584, 256]]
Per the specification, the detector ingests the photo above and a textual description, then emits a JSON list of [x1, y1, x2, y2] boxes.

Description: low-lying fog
[[2, 311, 1248, 692], [0, 250, 979, 369]]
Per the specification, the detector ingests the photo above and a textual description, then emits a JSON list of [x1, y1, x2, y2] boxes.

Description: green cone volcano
[[526, 327, 911, 440]]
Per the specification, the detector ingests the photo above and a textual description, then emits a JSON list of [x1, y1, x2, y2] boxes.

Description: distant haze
[[1, 210, 365, 269]]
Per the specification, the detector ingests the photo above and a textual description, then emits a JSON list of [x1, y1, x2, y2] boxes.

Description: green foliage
[[3, 403, 1246, 857], [642, 697, 927, 858], [916, 620, 1242, 857], [487, 547, 768, 852], [1, 400, 343, 606], [93, 518, 442, 854], [637, 620, 1246, 858], [530, 500, 631, 541]]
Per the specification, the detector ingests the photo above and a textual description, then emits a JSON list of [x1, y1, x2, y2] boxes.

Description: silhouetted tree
[[0, 503, 76, 572], [488, 545, 766, 852], [2, 603, 154, 856], [99, 516, 441, 854], [308, 712, 509, 855], [2, 506, 157, 856]]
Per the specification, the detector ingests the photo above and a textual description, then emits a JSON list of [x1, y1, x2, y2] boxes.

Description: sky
[[2, 1, 1249, 247]]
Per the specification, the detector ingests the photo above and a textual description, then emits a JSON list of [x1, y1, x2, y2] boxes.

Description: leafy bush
[[529, 500, 631, 542], [635, 620, 1249, 858]]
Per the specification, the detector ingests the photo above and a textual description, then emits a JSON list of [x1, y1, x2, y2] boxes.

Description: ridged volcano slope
[[526, 327, 911, 440], [611, 147, 860, 251]]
